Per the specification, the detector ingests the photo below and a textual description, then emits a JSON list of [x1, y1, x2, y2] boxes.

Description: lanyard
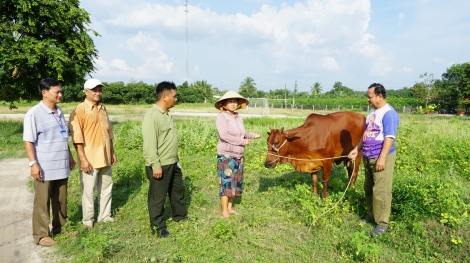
[[52, 111, 65, 131]]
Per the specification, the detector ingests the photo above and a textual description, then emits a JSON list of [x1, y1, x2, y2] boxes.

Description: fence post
[[403, 106, 405, 114], [325, 105, 328, 110], [313, 105, 314, 111]]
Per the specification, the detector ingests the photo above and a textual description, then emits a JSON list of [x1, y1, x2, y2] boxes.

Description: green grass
[[0, 119, 26, 160], [1, 100, 346, 117], [1, 112, 469, 262]]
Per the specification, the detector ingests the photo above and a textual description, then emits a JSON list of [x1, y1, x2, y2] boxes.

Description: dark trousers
[[32, 178, 68, 244], [146, 163, 187, 231]]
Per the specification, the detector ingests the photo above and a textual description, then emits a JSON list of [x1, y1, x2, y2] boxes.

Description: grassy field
[[1, 107, 469, 262], [0, 100, 351, 117]]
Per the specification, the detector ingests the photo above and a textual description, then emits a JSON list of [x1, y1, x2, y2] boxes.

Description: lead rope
[[248, 142, 357, 235], [307, 160, 355, 232]]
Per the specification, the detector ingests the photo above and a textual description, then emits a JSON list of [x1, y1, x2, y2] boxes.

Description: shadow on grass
[[258, 167, 364, 200], [161, 175, 194, 219], [67, 162, 145, 226]]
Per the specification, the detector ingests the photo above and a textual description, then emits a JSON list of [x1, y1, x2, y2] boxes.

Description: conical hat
[[214, 90, 249, 110]]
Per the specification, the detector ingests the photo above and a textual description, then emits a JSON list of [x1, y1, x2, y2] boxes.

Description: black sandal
[[370, 225, 388, 237]]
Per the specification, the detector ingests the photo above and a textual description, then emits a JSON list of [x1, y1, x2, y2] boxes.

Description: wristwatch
[[28, 160, 37, 167]]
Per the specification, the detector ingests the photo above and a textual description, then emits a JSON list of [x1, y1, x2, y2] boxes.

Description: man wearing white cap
[[69, 78, 117, 228]]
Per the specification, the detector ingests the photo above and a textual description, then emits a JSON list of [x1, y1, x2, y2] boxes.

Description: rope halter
[[265, 138, 288, 166]]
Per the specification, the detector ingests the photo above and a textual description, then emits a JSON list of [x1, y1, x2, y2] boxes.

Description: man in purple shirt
[[348, 83, 400, 237]]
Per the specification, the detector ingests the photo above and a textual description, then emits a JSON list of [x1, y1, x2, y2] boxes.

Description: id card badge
[[60, 129, 68, 139]]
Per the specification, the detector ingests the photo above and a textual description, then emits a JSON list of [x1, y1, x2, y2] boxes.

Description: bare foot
[[228, 209, 239, 215], [221, 213, 230, 219]]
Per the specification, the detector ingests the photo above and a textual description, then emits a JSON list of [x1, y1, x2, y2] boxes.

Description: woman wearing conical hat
[[215, 91, 260, 218]]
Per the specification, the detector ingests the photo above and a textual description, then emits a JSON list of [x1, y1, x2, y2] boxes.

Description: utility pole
[[185, 0, 189, 82], [284, 84, 286, 108]]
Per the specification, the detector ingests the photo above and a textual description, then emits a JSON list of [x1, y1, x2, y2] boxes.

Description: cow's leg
[[311, 173, 318, 196], [347, 153, 362, 187], [321, 161, 333, 198], [346, 159, 356, 187]]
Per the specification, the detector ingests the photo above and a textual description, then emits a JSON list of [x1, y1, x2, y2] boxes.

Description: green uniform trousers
[[363, 151, 396, 227], [145, 163, 187, 232]]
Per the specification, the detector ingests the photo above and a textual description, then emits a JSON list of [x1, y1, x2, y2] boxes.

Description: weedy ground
[[1, 104, 468, 263]]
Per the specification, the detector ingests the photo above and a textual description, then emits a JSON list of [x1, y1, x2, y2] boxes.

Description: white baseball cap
[[84, 78, 104, 90]]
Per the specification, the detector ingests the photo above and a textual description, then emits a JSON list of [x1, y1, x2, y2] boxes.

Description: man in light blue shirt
[[23, 78, 76, 246]]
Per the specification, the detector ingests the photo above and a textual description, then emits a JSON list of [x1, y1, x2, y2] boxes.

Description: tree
[[0, 0, 99, 107], [177, 81, 208, 103], [310, 82, 323, 97], [293, 81, 298, 96], [239, 77, 258, 98], [419, 72, 436, 107], [191, 80, 212, 103], [441, 62, 470, 100], [324, 81, 354, 98], [410, 82, 427, 104], [268, 89, 285, 99]]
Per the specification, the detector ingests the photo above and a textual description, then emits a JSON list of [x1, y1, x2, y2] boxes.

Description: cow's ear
[[285, 131, 298, 139], [269, 126, 273, 132], [267, 132, 271, 136]]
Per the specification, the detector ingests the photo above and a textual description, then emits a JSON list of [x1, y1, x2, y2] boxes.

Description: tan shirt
[[69, 100, 115, 168]]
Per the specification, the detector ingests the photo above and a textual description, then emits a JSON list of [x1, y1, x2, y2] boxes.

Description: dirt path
[[0, 158, 48, 263]]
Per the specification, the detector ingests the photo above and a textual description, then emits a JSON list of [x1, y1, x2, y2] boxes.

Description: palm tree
[[191, 80, 212, 103], [239, 77, 258, 98], [310, 82, 323, 97]]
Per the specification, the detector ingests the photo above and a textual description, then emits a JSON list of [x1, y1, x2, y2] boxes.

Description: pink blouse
[[216, 111, 257, 158]]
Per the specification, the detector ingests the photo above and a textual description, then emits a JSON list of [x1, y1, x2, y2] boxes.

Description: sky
[[78, 0, 470, 93]]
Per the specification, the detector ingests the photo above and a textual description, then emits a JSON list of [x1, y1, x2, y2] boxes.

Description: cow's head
[[264, 127, 297, 168]]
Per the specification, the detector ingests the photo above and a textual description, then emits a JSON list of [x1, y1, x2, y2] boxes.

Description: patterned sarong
[[217, 154, 244, 198]]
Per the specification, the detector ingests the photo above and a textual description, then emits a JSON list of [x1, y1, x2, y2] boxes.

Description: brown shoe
[[38, 237, 57, 247]]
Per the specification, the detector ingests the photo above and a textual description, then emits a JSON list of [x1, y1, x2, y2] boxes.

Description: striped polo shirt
[[23, 101, 70, 181]]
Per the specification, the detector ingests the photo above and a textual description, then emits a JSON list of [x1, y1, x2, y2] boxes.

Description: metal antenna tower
[[185, 0, 188, 82]]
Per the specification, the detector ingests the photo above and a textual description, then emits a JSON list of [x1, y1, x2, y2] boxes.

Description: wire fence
[[246, 101, 420, 115]]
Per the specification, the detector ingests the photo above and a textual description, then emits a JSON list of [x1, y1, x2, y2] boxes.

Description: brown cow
[[264, 111, 365, 197]]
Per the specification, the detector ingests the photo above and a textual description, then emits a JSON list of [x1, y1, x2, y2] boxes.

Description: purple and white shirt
[[362, 104, 400, 159]]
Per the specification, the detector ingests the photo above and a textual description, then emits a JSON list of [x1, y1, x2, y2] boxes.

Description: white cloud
[[354, 33, 394, 76], [322, 57, 339, 71], [403, 66, 413, 73], [93, 32, 175, 79], [433, 57, 452, 66], [100, 1, 374, 50], [82, 0, 410, 88], [398, 12, 404, 26], [109, 59, 132, 71], [97, 0, 392, 77], [191, 65, 200, 77], [122, 32, 164, 54]]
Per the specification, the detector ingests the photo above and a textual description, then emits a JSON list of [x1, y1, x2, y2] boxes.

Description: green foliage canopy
[[239, 76, 258, 98], [441, 62, 470, 99], [190, 80, 212, 103], [177, 81, 205, 103], [0, 0, 99, 106], [324, 81, 356, 98]]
